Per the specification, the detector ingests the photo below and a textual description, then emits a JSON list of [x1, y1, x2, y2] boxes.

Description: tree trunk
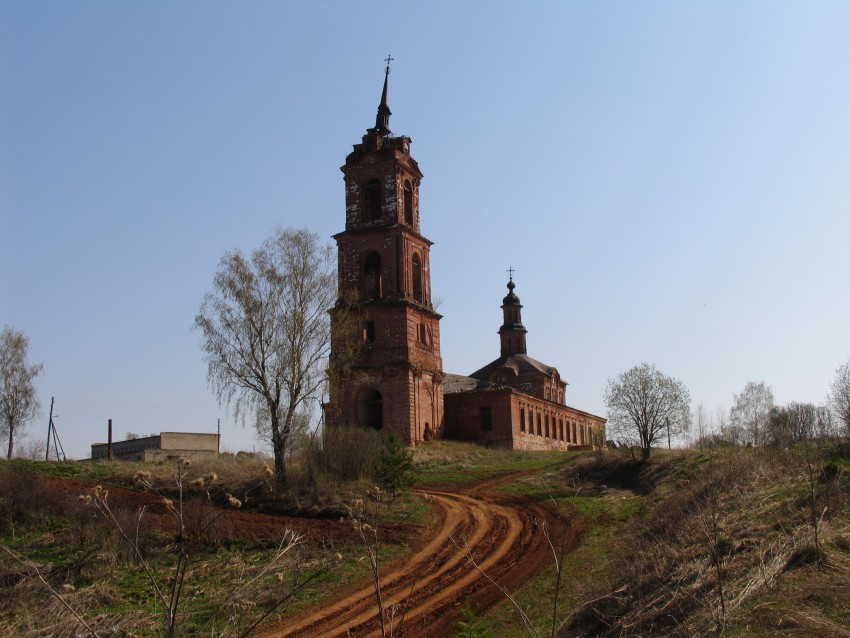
[[6, 424, 13, 460], [269, 410, 287, 492], [272, 430, 287, 492]]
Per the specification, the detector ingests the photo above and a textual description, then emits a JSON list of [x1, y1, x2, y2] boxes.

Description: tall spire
[[371, 55, 393, 136]]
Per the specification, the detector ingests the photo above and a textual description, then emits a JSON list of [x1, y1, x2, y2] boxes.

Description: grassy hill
[[478, 444, 850, 638], [1, 441, 848, 637]]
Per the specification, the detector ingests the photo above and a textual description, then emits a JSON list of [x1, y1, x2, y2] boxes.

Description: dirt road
[[38, 470, 569, 637], [264, 473, 571, 638]]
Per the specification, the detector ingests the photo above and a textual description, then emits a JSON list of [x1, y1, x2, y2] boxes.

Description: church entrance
[[358, 390, 383, 429]]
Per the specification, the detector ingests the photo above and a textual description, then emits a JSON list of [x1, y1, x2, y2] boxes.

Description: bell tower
[[328, 60, 444, 445], [499, 270, 528, 357]]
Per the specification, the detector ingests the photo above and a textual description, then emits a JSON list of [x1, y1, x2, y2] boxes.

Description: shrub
[[376, 434, 415, 499], [312, 425, 385, 482], [452, 599, 491, 637]]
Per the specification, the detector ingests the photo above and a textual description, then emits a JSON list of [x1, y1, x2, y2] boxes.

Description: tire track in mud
[[265, 472, 568, 638]]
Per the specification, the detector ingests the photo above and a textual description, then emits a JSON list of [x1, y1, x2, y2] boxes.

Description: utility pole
[[45, 397, 54, 461], [44, 397, 66, 461]]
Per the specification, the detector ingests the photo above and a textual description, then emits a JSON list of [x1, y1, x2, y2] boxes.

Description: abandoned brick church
[[327, 64, 606, 450]]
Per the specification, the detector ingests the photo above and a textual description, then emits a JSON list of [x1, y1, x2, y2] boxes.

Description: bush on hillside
[[376, 434, 415, 499]]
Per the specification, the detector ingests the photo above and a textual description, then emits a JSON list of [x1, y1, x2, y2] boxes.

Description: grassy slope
[[2, 442, 849, 637], [474, 445, 850, 638], [0, 454, 414, 637]]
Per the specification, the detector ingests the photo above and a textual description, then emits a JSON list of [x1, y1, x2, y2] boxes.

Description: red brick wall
[[329, 365, 443, 445], [445, 388, 606, 451], [330, 131, 443, 447], [443, 389, 515, 448]]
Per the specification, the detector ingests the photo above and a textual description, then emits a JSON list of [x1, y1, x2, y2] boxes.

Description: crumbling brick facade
[[443, 380, 605, 450], [328, 65, 604, 449], [327, 66, 443, 445]]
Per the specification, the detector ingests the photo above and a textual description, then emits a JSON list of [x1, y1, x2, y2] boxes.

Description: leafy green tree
[[376, 434, 415, 499]]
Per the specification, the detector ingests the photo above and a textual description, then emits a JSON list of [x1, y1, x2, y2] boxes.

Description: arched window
[[363, 179, 381, 222], [358, 390, 383, 429], [363, 252, 382, 299], [520, 407, 526, 433], [403, 181, 413, 225], [412, 253, 423, 302]]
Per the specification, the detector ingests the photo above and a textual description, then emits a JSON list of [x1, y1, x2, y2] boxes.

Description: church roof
[[469, 353, 556, 382], [443, 373, 505, 394], [443, 373, 481, 394], [502, 277, 521, 307]]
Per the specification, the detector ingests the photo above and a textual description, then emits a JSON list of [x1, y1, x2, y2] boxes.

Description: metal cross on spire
[[507, 266, 515, 281], [371, 55, 393, 135]]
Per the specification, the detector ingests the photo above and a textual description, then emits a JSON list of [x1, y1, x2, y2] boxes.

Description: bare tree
[[767, 402, 820, 446], [815, 405, 838, 439], [693, 403, 710, 448], [604, 363, 690, 461], [195, 227, 335, 491], [729, 381, 774, 446], [0, 326, 43, 460], [715, 406, 741, 445], [827, 358, 850, 436]]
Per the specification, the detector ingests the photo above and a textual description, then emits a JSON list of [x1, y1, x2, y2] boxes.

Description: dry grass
[[562, 446, 850, 638], [108, 453, 276, 497], [0, 437, 419, 637]]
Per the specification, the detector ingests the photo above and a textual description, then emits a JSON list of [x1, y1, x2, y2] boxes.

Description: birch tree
[[827, 358, 850, 436], [0, 326, 43, 460], [729, 381, 774, 447], [195, 227, 335, 490]]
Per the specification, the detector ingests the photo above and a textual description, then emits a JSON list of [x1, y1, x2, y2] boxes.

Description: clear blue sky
[[2, 2, 848, 458]]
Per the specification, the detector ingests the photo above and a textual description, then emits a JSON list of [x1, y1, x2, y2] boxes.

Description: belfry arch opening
[[363, 179, 381, 222], [358, 390, 383, 429], [403, 181, 414, 226], [363, 252, 382, 299], [412, 253, 423, 303]]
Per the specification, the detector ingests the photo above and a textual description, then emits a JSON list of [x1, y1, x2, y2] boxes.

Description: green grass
[[0, 449, 434, 637], [2, 458, 117, 482], [1, 515, 386, 638], [413, 441, 587, 486], [478, 444, 848, 637], [483, 474, 643, 637], [5, 440, 849, 637]]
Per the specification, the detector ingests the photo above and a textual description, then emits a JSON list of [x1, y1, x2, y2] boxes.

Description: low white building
[[90, 432, 219, 462]]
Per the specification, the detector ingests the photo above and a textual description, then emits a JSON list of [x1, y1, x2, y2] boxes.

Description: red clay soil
[[261, 472, 575, 638], [41, 471, 571, 637], [38, 476, 371, 545]]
